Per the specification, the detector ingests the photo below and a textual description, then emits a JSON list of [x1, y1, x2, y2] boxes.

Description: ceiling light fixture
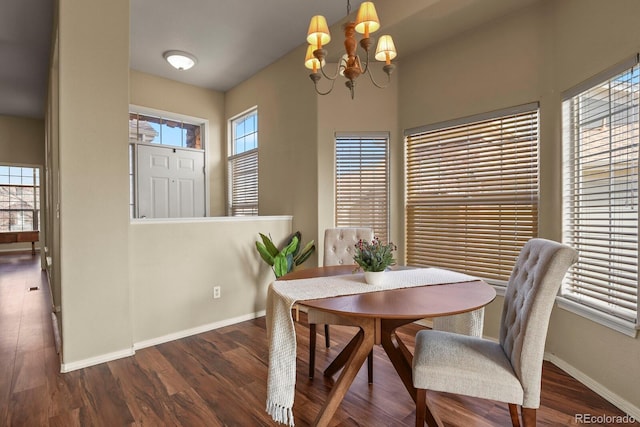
[[163, 50, 197, 71], [305, 0, 397, 99]]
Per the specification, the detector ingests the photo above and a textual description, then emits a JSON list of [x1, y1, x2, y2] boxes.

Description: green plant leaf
[[287, 231, 302, 257], [282, 235, 299, 256], [286, 254, 294, 274], [294, 240, 315, 265], [260, 233, 279, 257], [273, 253, 288, 278], [255, 241, 275, 266]]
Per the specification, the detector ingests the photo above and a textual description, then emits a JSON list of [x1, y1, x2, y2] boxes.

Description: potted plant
[[353, 237, 397, 285], [255, 231, 315, 278]]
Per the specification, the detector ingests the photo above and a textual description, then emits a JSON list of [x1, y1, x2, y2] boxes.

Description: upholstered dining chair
[[307, 227, 375, 382], [432, 308, 485, 336], [412, 238, 578, 427]]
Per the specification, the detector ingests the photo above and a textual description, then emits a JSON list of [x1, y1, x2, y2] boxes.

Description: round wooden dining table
[[281, 265, 497, 427]]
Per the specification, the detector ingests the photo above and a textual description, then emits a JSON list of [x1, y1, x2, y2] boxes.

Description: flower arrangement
[[353, 237, 397, 272]]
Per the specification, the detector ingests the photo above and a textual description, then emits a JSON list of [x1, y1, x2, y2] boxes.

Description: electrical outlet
[[213, 286, 221, 299]]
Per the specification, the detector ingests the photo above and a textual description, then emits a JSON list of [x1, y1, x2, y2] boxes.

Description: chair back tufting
[[323, 227, 374, 267], [499, 238, 578, 407]]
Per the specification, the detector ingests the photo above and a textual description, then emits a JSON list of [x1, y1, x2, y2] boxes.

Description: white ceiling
[[0, 0, 540, 120]]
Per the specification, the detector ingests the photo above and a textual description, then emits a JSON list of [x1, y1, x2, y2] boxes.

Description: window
[[129, 113, 202, 149], [0, 166, 40, 232], [405, 104, 539, 282], [561, 56, 639, 335], [335, 133, 389, 242], [228, 109, 258, 216], [129, 110, 206, 219]]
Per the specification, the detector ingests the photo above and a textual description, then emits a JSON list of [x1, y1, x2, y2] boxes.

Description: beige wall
[[0, 115, 45, 165], [397, 0, 640, 413], [130, 216, 291, 343], [317, 62, 400, 264], [129, 71, 226, 216], [57, 0, 132, 364], [225, 45, 320, 264], [40, 0, 639, 412], [546, 0, 640, 413]]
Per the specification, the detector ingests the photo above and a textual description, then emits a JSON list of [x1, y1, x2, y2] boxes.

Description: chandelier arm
[[364, 67, 392, 89], [313, 77, 337, 96], [359, 44, 372, 75], [318, 60, 342, 81]]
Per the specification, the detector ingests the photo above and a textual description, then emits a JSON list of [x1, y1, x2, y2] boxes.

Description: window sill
[[555, 297, 638, 338]]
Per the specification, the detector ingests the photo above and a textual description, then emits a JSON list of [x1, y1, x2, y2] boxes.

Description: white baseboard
[[133, 310, 267, 351], [61, 348, 135, 373], [60, 310, 267, 372], [544, 352, 640, 420]]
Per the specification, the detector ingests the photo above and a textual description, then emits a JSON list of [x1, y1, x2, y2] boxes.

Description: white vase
[[364, 271, 385, 285]]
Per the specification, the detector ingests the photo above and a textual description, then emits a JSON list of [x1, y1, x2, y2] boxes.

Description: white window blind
[[562, 56, 639, 327], [229, 149, 258, 216], [335, 133, 389, 242], [229, 109, 258, 216], [405, 104, 539, 281]]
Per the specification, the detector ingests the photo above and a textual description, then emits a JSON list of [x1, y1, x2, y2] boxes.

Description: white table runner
[[265, 267, 476, 426]]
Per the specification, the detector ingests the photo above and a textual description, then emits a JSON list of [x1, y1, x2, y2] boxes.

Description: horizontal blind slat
[[562, 61, 639, 324], [406, 108, 539, 281], [336, 136, 389, 242]]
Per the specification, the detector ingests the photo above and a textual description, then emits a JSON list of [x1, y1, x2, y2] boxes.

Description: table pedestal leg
[[380, 319, 444, 427], [313, 317, 375, 427], [323, 332, 361, 378]]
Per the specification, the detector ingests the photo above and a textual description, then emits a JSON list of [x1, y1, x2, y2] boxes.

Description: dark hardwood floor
[[1, 252, 637, 426]]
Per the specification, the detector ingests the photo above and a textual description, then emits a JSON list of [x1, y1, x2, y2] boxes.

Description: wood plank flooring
[[1, 252, 637, 426]]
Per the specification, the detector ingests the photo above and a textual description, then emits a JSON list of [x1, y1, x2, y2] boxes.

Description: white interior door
[[137, 145, 205, 218]]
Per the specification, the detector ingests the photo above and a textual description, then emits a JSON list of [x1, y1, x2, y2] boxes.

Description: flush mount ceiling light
[[305, 0, 397, 99], [163, 50, 197, 71]]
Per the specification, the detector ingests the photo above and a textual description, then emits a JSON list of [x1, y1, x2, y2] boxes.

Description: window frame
[[404, 103, 540, 287], [560, 55, 640, 337], [0, 164, 40, 232], [334, 132, 390, 242], [228, 107, 258, 216]]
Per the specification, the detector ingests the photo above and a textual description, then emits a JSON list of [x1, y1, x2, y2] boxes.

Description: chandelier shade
[[304, 45, 325, 72], [374, 35, 397, 63], [307, 15, 331, 49], [354, 2, 380, 37]]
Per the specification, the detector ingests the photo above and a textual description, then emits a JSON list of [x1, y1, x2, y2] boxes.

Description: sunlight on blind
[[229, 149, 258, 216], [562, 60, 639, 324], [405, 106, 539, 281], [335, 135, 389, 242]]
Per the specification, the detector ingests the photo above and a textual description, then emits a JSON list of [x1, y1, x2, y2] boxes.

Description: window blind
[[335, 134, 389, 243], [405, 105, 539, 281], [229, 149, 258, 216], [562, 57, 639, 325]]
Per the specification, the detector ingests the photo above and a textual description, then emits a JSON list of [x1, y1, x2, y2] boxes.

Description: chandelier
[[304, 1, 397, 99]]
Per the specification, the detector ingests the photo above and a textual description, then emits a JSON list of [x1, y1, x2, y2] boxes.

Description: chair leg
[[309, 323, 317, 379], [324, 324, 331, 347], [367, 350, 373, 384], [521, 408, 536, 427], [508, 404, 521, 427], [415, 388, 426, 427]]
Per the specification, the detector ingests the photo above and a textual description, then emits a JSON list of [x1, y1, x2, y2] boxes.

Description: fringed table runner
[[265, 267, 476, 426]]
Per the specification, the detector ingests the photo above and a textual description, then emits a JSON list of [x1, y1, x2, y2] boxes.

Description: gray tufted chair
[[412, 238, 578, 427], [431, 308, 485, 336], [307, 227, 375, 382]]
